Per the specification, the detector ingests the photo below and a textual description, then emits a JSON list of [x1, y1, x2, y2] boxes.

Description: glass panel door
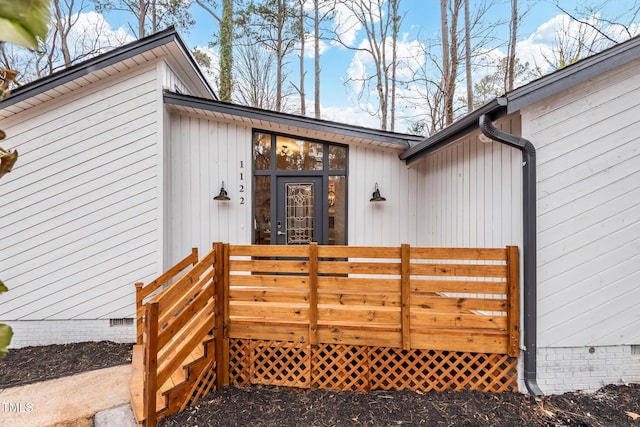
[[276, 177, 323, 245]]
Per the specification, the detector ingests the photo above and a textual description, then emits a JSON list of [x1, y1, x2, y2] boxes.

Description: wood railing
[[135, 248, 198, 345], [133, 243, 519, 426], [136, 243, 223, 427]]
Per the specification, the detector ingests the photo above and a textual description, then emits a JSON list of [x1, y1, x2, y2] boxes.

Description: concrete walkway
[[0, 364, 136, 427]]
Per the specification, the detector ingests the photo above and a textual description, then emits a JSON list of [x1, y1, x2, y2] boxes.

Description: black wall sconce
[[369, 183, 386, 202], [214, 181, 230, 201]]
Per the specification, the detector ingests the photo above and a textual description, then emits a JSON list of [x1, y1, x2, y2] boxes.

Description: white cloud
[[67, 11, 134, 61], [320, 103, 380, 128]]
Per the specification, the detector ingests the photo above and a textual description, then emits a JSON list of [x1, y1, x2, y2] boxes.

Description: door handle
[[277, 231, 286, 236]]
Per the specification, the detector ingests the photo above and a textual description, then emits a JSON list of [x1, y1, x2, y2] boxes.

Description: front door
[[275, 176, 324, 245]]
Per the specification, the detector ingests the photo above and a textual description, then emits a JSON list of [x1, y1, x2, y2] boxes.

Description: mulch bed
[[1, 341, 638, 426], [0, 340, 133, 388]]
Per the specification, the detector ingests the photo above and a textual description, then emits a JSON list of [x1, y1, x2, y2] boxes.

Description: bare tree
[[233, 36, 280, 110], [464, 0, 472, 112], [94, 0, 194, 38], [553, 1, 640, 45], [312, 0, 335, 119], [334, 0, 402, 131], [406, 0, 499, 134], [2, 0, 130, 84], [440, 0, 462, 126], [390, 0, 400, 131], [241, 0, 298, 112], [505, 0, 517, 91], [294, 0, 307, 115]]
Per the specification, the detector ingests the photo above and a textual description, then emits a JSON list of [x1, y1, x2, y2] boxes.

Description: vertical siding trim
[[156, 61, 166, 274]]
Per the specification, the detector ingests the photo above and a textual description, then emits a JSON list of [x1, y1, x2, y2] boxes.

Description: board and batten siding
[[165, 113, 252, 266], [410, 118, 523, 250], [0, 65, 163, 321], [521, 57, 640, 348], [347, 145, 418, 246]]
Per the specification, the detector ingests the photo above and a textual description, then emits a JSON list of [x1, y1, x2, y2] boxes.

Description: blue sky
[[98, 0, 640, 131]]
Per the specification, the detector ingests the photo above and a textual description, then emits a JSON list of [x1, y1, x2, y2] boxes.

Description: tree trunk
[[440, 0, 451, 125], [390, 0, 399, 132], [506, 0, 517, 92], [138, 0, 147, 38], [314, 0, 320, 118], [219, 0, 233, 101], [299, 0, 306, 116], [464, 0, 473, 111]]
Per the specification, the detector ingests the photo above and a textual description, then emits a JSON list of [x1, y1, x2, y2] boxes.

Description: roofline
[[399, 98, 507, 163], [506, 34, 640, 113], [164, 92, 424, 147], [401, 34, 640, 164], [3, 27, 217, 108]]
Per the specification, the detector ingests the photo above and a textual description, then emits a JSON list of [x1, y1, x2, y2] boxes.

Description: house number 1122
[[239, 161, 245, 204]]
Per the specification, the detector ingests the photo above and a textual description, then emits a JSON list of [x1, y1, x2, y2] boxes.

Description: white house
[[1, 27, 639, 395]]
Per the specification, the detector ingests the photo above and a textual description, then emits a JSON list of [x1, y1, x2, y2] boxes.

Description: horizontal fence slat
[[230, 302, 309, 321], [411, 310, 507, 329], [318, 261, 401, 275], [410, 263, 508, 278], [410, 331, 508, 354], [411, 280, 507, 294], [230, 259, 309, 273], [317, 277, 400, 292], [229, 274, 309, 288], [317, 245, 401, 258], [230, 245, 309, 257], [318, 306, 400, 324], [229, 288, 309, 304], [228, 321, 309, 342], [316, 326, 401, 348], [317, 292, 400, 307], [410, 294, 507, 312], [410, 247, 507, 260]]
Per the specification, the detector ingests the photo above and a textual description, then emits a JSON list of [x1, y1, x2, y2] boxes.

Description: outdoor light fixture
[[369, 183, 386, 202], [213, 181, 230, 201]]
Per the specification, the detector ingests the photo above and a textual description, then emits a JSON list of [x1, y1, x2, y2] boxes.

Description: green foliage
[[473, 57, 540, 108], [0, 280, 12, 356], [0, 0, 51, 50]]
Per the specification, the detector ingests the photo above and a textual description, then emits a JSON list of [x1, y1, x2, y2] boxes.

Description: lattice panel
[[229, 339, 251, 386], [249, 341, 311, 387], [312, 344, 370, 392], [370, 348, 518, 392], [183, 358, 217, 410], [229, 339, 518, 393]]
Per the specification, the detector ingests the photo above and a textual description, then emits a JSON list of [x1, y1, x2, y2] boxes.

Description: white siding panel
[[412, 128, 522, 249], [522, 57, 640, 347], [347, 146, 416, 246], [165, 113, 252, 267], [0, 66, 162, 321]]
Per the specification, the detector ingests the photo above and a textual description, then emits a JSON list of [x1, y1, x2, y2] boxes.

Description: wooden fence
[[227, 244, 519, 355], [132, 243, 520, 426]]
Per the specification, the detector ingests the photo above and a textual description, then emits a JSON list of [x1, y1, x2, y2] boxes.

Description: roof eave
[[400, 98, 507, 164], [3, 27, 216, 109], [163, 91, 423, 148]]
